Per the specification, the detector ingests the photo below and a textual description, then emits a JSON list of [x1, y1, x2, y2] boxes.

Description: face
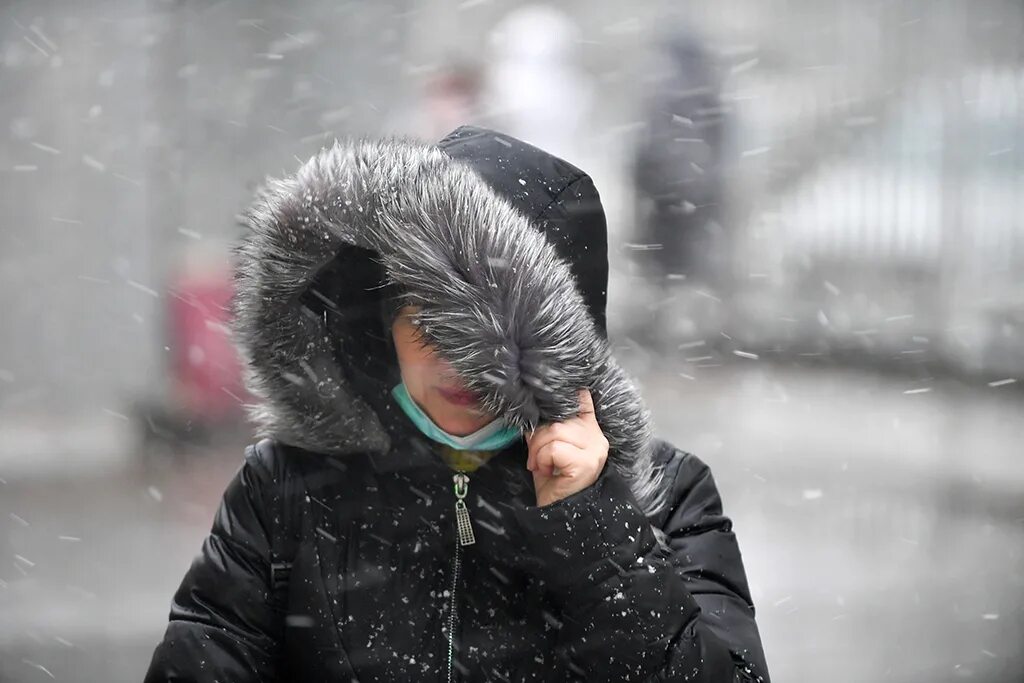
[[391, 306, 494, 436]]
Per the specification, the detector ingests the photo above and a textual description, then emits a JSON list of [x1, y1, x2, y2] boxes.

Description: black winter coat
[[145, 127, 769, 682]]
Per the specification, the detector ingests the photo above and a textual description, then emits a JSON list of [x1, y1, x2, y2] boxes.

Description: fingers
[[524, 389, 603, 472], [526, 422, 589, 470], [531, 438, 585, 478], [532, 420, 590, 449]]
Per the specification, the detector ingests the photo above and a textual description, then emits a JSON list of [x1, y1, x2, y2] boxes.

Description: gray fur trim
[[233, 137, 667, 515]]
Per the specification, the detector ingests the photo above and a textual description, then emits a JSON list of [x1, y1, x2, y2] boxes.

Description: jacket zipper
[[447, 471, 475, 683]]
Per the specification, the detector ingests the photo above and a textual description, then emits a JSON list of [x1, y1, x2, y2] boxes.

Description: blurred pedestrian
[[144, 126, 768, 682], [628, 29, 730, 348], [484, 4, 593, 168], [422, 58, 485, 140]]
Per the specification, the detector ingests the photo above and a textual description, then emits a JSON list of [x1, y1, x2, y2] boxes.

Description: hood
[[233, 126, 666, 514]]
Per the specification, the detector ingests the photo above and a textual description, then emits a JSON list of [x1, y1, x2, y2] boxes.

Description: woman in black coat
[[145, 126, 769, 682]]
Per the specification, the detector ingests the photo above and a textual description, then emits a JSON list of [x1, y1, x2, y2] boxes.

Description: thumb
[[577, 388, 597, 421]]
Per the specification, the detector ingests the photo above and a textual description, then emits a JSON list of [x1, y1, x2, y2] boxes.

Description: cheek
[[395, 340, 442, 392], [401, 353, 430, 386]]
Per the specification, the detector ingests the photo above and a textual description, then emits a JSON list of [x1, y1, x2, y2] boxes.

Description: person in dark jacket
[[627, 30, 731, 351], [632, 29, 727, 284], [144, 125, 769, 682]]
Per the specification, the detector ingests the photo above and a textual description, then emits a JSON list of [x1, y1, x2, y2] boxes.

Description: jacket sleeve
[[144, 443, 283, 682], [512, 448, 769, 682]]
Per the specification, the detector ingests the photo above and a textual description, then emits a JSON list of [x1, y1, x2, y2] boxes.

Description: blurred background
[[1, 0, 1022, 681]]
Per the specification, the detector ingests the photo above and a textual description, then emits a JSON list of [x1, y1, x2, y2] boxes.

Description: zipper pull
[[453, 472, 476, 546]]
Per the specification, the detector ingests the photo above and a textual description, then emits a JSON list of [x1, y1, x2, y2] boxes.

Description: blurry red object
[[167, 263, 246, 421]]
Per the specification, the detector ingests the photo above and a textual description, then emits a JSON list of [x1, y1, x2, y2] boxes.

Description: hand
[[525, 389, 610, 507]]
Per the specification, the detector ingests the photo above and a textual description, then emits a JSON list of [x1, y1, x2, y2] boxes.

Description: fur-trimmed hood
[[233, 126, 666, 514]]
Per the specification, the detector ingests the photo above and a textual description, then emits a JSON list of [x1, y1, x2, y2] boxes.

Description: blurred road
[[636, 358, 1024, 683], [2, 362, 1022, 682]]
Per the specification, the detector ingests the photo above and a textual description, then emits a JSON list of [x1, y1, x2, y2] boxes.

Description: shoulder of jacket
[[649, 437, 732, 533], [244, 438, 324, 485], [651, 437, 711, 480], [649, 437, 722, 511], [244, 438, 371, 487], [244, 438, 287, 480]]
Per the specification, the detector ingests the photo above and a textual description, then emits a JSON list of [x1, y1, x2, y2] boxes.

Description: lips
[[437, 385, 480, 406]]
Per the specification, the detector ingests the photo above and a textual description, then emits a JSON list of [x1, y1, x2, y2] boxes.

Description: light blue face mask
[[391, 383, 522, 451]]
